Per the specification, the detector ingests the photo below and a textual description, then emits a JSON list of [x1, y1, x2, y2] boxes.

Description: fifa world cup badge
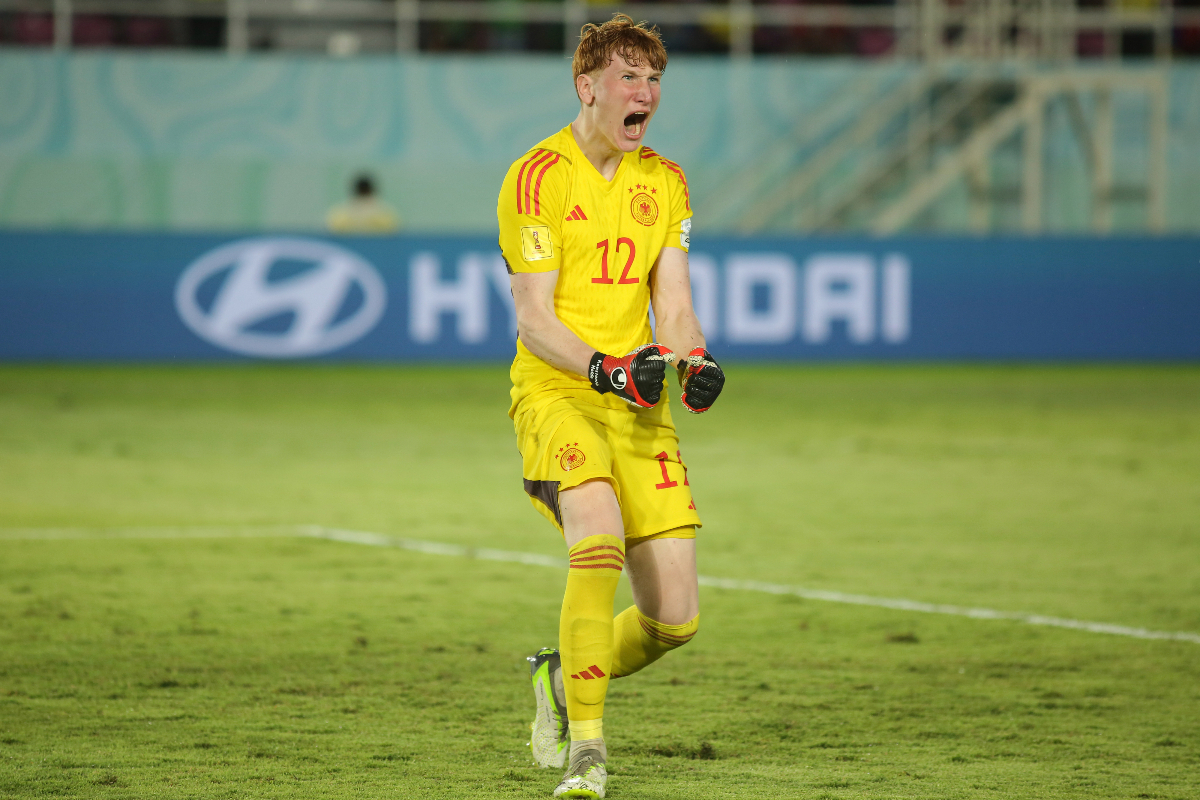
[[520, 225, 554, 261]]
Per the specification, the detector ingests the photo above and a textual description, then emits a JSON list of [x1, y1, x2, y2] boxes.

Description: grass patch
[[1, 364, 1198, 798]]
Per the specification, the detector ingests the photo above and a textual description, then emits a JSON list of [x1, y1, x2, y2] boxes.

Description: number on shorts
[[654, 451, 678, 490]]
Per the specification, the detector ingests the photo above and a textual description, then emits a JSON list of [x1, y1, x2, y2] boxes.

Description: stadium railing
[[1, 0, 1198, 59]]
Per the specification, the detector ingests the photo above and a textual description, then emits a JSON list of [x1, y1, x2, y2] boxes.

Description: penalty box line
[[5, 524, 1199, 647]]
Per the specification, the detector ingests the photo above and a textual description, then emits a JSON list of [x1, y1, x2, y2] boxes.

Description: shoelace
[[566, 751, 604, 778]]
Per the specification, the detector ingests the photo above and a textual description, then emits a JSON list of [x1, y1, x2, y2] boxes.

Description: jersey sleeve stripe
[[640, 147, 691, 212], [522, 150, 556, 216], [513, 149, 537, 214], [514, 149, 544, 215], [661, 161, 691, 212], [530, 153, 561, 216]]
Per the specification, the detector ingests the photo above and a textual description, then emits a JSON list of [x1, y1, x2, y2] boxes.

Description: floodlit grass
[[1, 364, 1198, 799]]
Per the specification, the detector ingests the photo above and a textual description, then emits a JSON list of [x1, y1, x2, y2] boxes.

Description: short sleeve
[[661, 160, 692, 252], [497, 148, 569, 274]]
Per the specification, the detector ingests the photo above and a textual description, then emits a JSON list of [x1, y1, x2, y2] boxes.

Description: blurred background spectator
[[327, 174, 402, 235]]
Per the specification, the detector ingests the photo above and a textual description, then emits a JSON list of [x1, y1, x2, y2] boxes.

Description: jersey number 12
[[593, 238, 639, 285]]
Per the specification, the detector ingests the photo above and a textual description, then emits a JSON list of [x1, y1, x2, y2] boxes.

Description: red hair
[[572, 14, 667, 86]]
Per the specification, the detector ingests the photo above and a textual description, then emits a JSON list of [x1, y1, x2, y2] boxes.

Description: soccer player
[[496, 14, 725, 799]]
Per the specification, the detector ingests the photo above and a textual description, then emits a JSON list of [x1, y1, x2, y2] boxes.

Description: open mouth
[[623, 111, 648, 137]]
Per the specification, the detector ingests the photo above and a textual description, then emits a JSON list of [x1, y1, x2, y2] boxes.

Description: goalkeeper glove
[[588, 344, 676, 409], [677, 347, 725, 413]]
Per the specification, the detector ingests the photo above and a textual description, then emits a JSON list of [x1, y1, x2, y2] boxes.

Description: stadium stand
[[0, 0, 1197, 57], [0, 0, 1196, 234]]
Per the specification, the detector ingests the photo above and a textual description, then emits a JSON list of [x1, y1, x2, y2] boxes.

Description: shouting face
[[578, 54, 662, 153]]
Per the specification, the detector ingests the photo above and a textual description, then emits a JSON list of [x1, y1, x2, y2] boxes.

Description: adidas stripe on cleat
[[527, 647, 569, 768]]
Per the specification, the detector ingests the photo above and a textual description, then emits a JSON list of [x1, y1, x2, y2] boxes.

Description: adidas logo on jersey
[[565, 205, 588, 221]]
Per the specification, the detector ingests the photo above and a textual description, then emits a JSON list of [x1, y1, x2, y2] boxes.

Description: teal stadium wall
[[1, 52, 1198, 234]]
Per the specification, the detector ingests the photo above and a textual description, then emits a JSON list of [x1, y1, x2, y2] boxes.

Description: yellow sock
[[569, 719, 604, 741], [559, 534, 625, 728], [611, 606, 700, 678]]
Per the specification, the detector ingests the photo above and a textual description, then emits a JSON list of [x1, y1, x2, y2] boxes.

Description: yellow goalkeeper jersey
[[498, 125, 692, 415]]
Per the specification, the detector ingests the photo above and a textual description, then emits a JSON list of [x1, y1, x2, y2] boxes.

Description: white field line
[[4, 524, 1199, 646], [0, 525, 300, 540]]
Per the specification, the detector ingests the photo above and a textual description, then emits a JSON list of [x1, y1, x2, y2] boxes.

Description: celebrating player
[[496, 14, 725, 799]]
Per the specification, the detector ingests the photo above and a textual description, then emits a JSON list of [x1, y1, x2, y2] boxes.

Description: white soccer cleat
[[553, 745, 608, 799], [527, 647, 569, 769]]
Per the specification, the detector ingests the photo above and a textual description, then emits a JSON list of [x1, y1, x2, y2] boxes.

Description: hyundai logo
[[175, 237, 387, 358]]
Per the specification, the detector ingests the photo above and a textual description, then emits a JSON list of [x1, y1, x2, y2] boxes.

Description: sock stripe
[[570, 553, 625, 564], [641, 627, 693, 646], [569, 545, 625, 571], [569, 543, 624, 557], [570, 557, 624, 568], [638, 616, 696, 645], [638, 618, 696, 642]]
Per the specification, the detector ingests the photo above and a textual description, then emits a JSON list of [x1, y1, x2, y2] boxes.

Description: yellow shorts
[[514, 389, 703, 541]]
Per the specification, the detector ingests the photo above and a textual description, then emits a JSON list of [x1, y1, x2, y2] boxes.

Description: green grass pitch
[[1, 364, 1198, 799]]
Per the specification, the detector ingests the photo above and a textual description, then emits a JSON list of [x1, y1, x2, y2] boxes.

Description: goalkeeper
[[496, 14, 725, 800]]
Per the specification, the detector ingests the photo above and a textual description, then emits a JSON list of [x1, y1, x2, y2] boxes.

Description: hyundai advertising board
[[0, 233, 1197, 361]]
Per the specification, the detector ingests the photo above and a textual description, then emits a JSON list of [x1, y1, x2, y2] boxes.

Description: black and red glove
[[588, 344, 676, 409], [677, 347, 725, 413]]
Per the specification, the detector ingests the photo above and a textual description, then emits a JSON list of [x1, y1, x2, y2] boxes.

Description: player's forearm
[[510, 270, 597, 377], [517, 312, 597, 378], [649, 247, 705, 359], [653, 308, 705, 360]]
